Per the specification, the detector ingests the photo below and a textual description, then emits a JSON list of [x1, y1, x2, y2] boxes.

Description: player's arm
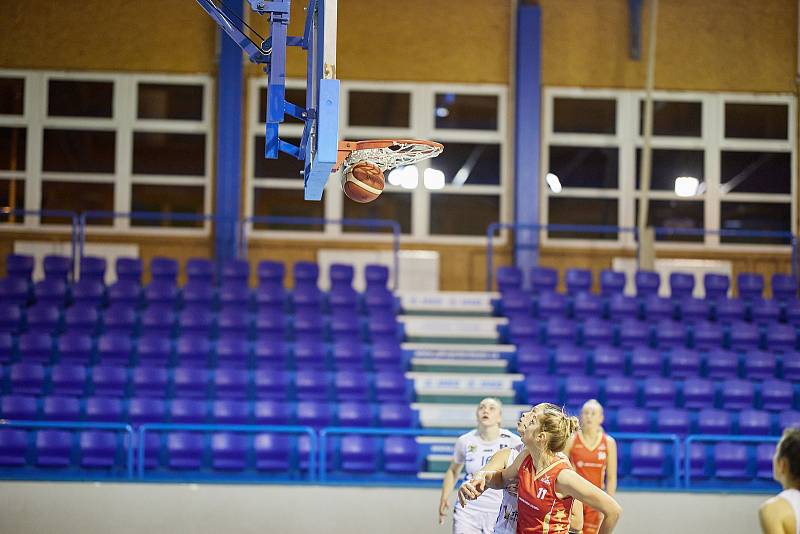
[[758, 496, 793, 534], [456, 448, 512, 506], [556, 469, 622, 534], [459, 449, 529, 505], [605, 435, 618, 496], [439, 460, 464, 524], [569, 498, 584, 533]]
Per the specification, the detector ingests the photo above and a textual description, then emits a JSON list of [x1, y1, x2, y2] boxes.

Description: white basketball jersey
[[453, 429, 523, 514], [493, 446, 522, 534], [778, 488, 800, 534]]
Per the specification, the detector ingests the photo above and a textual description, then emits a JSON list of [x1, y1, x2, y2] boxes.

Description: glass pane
[[131, 184, 205, 227], [43, 129, 115, 173], [41, 181, 114, 225], [429, 194, 498, 236], [635, 199, 704, 242], [435, 94, 498, 130], [254, 136, 303, 179], [635, 149, 704, 191], [639, 100, 701, 137], [258, 87, 306, 124], [720, 202, 791, 245], [343, 192, 412, 235], [721, 151, 790, 194], [547, 197, 618, 239], [553, 98, 615, 134], [252, 187, 324, 231], [133, 132, 205, 175], [138, 83, 203, 120], [548, 146, 618, 189], [348, 91, 410, 127], [0, 179, 25, 223], [48, 80, 113, 118], [725, 103, 788, 140], [0, 78, 24, 115], [0, 128, 26, 171], [432, 142, 500, 186]]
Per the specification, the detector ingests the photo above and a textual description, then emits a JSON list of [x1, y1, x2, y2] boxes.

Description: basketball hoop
[[335, 139, 444, 174]]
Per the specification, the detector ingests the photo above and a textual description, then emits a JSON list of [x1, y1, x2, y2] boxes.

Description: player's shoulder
[[761, 494, 794, 515], [604, 432, 617, 446], [457, 429, 479, 442], [499, 428, 522, 442]]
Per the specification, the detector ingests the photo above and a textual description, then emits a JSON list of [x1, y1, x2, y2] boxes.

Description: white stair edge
[[402, 342, 516, 353]]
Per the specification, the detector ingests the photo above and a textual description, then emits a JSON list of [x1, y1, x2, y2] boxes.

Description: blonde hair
[[534, 403, 580, 452], [582, 399, 604, 414]]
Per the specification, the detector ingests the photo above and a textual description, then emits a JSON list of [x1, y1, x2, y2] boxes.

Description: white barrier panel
[[399, 291, 499, 314], [398, 316, 507, 341], [412, 402, 531, 428], [402, 342, 515, 360]]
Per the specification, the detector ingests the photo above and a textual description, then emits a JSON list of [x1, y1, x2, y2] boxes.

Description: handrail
[[240, 215, 402, 290], [1, 209, 80, 282], [684, 433, 780, 488], [136, 423, 317, 480], [0, 419, 136, 479]]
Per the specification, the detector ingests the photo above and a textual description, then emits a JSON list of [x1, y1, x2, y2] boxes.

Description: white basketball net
[[343, 141, 443, 172]]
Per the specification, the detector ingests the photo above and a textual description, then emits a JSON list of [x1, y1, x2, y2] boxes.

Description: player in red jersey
[[564, 400, 617, 534], [459, 403, 622, 534]]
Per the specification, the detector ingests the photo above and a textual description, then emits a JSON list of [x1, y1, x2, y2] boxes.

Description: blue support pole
[[214, 0, 245, 263], [514, 4, 542, 288]]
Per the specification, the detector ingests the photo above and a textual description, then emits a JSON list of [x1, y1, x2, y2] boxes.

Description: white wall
[[0, 482, 767, 534]]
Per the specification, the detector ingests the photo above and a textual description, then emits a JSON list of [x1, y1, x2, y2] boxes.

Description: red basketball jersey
[[517, 454, 574, 534], [568, 431, 608, 489]]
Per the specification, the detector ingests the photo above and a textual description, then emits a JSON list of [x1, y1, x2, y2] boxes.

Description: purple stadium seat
[[630, 441, 667, 477], [115, 258, 143, 283], [0, 429, 28, 466], [706, 349, 739, 379], [296, 400, 333, 428], [547, 319, 578, 348], [496, 266, 523, 293], [530, 267, 558, 295], [535, 291, 567, 318], [253, 369, 291, 400], [102, 303, 138, 335], [363, 289, 396, 315], [295, 369, 330, 400], [721, 379, 754, 410], [757, 443, 777, 478], [619, 319, 649, 350], [367, 314, 399, 342], [744, 351, 777, 380], [704, 274, 730, 300], [751, 298, 780, 325], [737, 273, 764, 301], [91, 366, 128, 397], [178, 306, 215, 336], [85, 396, 124, 422], [18, 332, 54, 363], [172, 367, 209, 399], [42, 396, 81, 421], [554, 345, 587, 374], [592, 346, 625, 376], [692, 321, 723, 351], [525, 375, 560, 405], [253, 400, 293, 425], [212, 399, 250, 424], [714, 442, 749, 478], [181, 281, 215, 308], [96, 333, 132, 366], [175, 334, 212, 367], [254, 433, 291, 471], [630, 347, 662, 377], [604, 376, 638, 408], [213, 367, 250, 400], [220, 259, 249, 286], [329, 313, 362, 341], [564, 375, 599, 408], [43, 255, 71, 281], [697, 409, 732, 434], [761, 379, 794, 412], [294, 339, 328, 368], [331, 340, 366, 369], [254, 338, 290, 368], [654, 320, 687, 349], [0, 277, 30, 307], [0, 302, 23, 334], [50, 363, 88, 397], [255, 267, 287, 311], [294, 310, 325, 340], [688, 443, 709, 479], [139, 305, 176, 338], [137, 333, 173, 366], [643, 295, 673, 321], [328, 264, 358, 313], [128, 397, 167, 424], [782, 353, 800, 381], [383, 436, 418, 473], [0, 332, 11, 364], [516, 344, 550, 374], [35, 429, 73, 467], [599, 270, 625, 296], [635, 271, 660, 298], [107, 280, 142, 307], [25, 304, 60, 335], [565, 268, 592, 296], [33, 278, 68, 306], [715, 298, 746, 323], [144, 280, 179, 307], [766, 325, 796, 353], [258, 261, 285, 287], [64, 304, 100, 336], [334, 370, 370, 401], [9, 363, 46, 394], [374, 371, 409, 402], [7, 254, 34, 280], [738, 409, 771, 436], [668, 348, 701, 378], [166, 432, 204, 469], [217, 308, 251, 339], [131, 366, 169, 397], [729, 321, 760, 351], [254, 309, 286, 339], [211, 432, 248, 471], [150, 257, 178, 284], [582, 318, 614, 348], [499, 290, 532, 319], [779, 410, 800, 431], [370, 340, 404, 371], [656, 408, 690, 435], [507, 317, 540, 346], [216, 335, 250, 368], [340, 435, 377, 472], [572, 293, 603, 321], [643, 378, 677, 408], [186, 258, 214, 284], [669, 272, 695, 299], [677, 297, 711, 322], [219, 284, 251, 310], [79, 256, 107, 282], [292, 262, 322, 311], [170, 398, 208, 424], [615, 407, 650, 433], [79, 431, 119, 468], [772, 274, 797, 301], [378, 403, 414, 428], [1, 394, 38, 420]]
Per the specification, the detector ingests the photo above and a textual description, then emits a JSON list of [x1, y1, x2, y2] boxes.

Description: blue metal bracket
[[628, 0, 643, 60]]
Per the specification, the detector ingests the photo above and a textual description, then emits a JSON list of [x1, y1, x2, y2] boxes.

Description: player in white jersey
[[760, 428, 800, 534], [438, 398, 523, 534]]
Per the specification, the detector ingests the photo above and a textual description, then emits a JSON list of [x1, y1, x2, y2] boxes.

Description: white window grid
[[0, 70, 213, 236], [245, 78, 511, 245], [541, 87, 796, 252]]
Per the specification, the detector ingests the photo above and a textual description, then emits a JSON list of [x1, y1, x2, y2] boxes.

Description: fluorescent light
[[387, 167, 403, 186], [674, 176, 699, 197], [435, 107, 450, 118], [546, 172, 562, 193], [423, 168, 445, 190], [395, 166, 418, 189]]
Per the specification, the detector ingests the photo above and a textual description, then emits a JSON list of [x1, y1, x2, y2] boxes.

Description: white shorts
[[453, 505, 497, 534]]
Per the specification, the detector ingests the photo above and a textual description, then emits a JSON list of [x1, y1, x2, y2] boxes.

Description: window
[[543, 89, 795, 248], [246, 80, 508, 241], [0, 71, 212, 233]]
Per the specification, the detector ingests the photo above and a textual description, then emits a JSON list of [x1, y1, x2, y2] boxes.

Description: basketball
[[341, 161, 385, 203]]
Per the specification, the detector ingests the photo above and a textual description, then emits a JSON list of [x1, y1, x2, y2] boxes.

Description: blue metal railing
[[613, 432, 682, 488], [240, 216, 402, 290], [684, 434, 781, 489], [1, 209, 80, 281]]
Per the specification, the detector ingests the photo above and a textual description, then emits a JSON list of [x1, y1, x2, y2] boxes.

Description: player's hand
[[457, 477, 487, 507], [438, 498, 448, 525]]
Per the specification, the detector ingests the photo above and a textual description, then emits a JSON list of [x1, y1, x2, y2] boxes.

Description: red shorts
[[582, 505, 603, 534]]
